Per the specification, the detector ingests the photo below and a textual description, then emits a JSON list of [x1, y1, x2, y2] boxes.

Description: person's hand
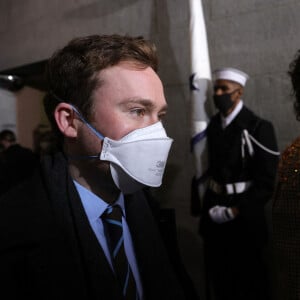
[[208, 205, 235, 224]]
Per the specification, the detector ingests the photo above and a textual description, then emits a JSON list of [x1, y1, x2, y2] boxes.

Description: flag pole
[[189, 0, 212, 216]]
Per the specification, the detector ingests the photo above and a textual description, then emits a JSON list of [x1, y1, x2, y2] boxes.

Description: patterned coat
[[273, 137, 300, 300]]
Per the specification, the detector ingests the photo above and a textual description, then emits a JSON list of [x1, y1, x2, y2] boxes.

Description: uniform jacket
[[273, 136, 300, 300], [200, 105, 279, 245], [0, 152, 186, 300]]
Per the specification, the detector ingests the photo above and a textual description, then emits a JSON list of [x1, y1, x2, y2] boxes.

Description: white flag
[[189, 0, 212, 215]]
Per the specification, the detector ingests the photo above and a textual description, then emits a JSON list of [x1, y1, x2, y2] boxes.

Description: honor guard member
[[199, 67, 279, 300]]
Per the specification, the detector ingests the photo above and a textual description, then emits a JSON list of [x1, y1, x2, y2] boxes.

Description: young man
[[199, 68, 279, 300], [0, 34, 187, 300]]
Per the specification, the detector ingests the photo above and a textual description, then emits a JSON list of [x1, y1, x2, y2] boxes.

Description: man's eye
[[158, 112, 166, 121], [214, 85, 228, 92], [131, 108, 146, 116]]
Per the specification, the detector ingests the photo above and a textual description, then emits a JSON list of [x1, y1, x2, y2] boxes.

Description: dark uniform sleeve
[[238, 120, 279, 217]]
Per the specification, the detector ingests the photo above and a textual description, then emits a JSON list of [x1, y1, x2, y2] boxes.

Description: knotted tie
[[102, 205, 138, 299]]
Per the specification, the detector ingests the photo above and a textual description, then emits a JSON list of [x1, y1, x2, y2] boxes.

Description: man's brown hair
[[44, 34, 158, 140]]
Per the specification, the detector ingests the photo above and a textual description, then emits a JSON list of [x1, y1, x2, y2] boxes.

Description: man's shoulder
[[0, 177, 58, 258], [207, 113, 220, 129], [6, 144, 38, 160], [240, 105, 260, 121], [0, 168, 44, 203], [239, 106, 275, 132]]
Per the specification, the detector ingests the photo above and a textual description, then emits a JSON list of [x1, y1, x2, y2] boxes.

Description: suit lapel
[[42, 153, 123, 300], [125, 192, 185, 300], [66, 178, 123, 299], [41, 153, 88, 296]]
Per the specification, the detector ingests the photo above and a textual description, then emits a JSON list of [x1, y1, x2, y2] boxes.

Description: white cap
[[213, 67, 249, 87]]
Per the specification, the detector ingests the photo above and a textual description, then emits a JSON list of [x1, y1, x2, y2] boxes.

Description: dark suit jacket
[[0, 144, 38, 195], [0, 152, 186, 300], [199, 105, 279, 246]]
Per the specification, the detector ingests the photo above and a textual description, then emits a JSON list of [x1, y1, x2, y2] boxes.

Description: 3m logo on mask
[[156, 160, 165, 168], [149, 160, 166, 177]]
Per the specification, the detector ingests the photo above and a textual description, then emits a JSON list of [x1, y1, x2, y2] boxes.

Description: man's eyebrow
[[121, 98, 168, 111], [214, 85, 228, 90]]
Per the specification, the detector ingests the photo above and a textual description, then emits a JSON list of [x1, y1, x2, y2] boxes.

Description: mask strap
[[71, 105, 105, 140], [68, 154, 99, 160], [66, 105, 105, 161], [48, 92, 105, 160], [48, 91, 105, 141]]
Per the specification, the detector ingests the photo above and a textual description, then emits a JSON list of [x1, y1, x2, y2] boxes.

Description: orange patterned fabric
[[273, 136, 300, 300]]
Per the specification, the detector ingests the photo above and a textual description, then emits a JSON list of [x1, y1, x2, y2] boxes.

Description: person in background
[[273, 49, 300, 300], [0, 129, 38, 195], [198, 67, 279, 300], [0, 34, 191, 300], [33, 124, 60, 158]]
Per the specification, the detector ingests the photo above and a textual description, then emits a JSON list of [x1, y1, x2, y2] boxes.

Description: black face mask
[[213, 89, 238, 115]]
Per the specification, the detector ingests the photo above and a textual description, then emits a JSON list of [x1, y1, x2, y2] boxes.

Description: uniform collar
[[221, 100, 243, 128]]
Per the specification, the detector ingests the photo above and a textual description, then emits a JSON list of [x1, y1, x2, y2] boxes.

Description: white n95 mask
[[72, 107, 173, 194], [101, 121, 173, 193]]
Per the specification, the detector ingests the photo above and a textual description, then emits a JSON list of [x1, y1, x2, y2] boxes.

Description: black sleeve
[[238, 120, 279, 214]]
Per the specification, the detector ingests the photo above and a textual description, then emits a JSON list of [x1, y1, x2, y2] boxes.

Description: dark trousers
[[203, 230, 270, 300]]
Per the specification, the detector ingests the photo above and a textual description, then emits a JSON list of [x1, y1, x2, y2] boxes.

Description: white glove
[[209, 205, 235, 224]]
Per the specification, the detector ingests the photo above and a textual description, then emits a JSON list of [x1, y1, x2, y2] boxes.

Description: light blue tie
[[102, 205, 138, 299]]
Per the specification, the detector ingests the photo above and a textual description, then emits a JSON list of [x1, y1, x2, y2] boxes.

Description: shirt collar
[[221, 100, 243, 128], [73, 180, 125, 221]]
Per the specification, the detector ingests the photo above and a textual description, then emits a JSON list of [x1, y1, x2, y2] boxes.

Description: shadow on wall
[[64, 0, 139, 19], [149, 2, 205, 300], [149, 1, 190, 203]]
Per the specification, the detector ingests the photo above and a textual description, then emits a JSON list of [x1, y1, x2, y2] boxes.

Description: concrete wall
[[1, 0, 299, 298], [0, 89, 16, 134], [203, 0, 300, 150]]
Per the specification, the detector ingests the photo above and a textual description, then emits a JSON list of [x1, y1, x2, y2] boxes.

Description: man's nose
[[148, 114, 160, 125], [215, 88, 223, 95]]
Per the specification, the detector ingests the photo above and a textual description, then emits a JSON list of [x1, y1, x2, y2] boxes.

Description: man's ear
[[54, 103, 78, 138], [238, 86, 244, 97]]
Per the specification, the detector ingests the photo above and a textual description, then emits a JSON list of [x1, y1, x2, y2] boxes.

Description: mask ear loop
[[71, 105, 105, 140], [48, 91, 105, 160], [68, 105, 106, 160]]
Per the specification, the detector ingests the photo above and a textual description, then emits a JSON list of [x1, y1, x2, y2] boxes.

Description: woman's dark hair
[[288, 49, 300, 121]]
